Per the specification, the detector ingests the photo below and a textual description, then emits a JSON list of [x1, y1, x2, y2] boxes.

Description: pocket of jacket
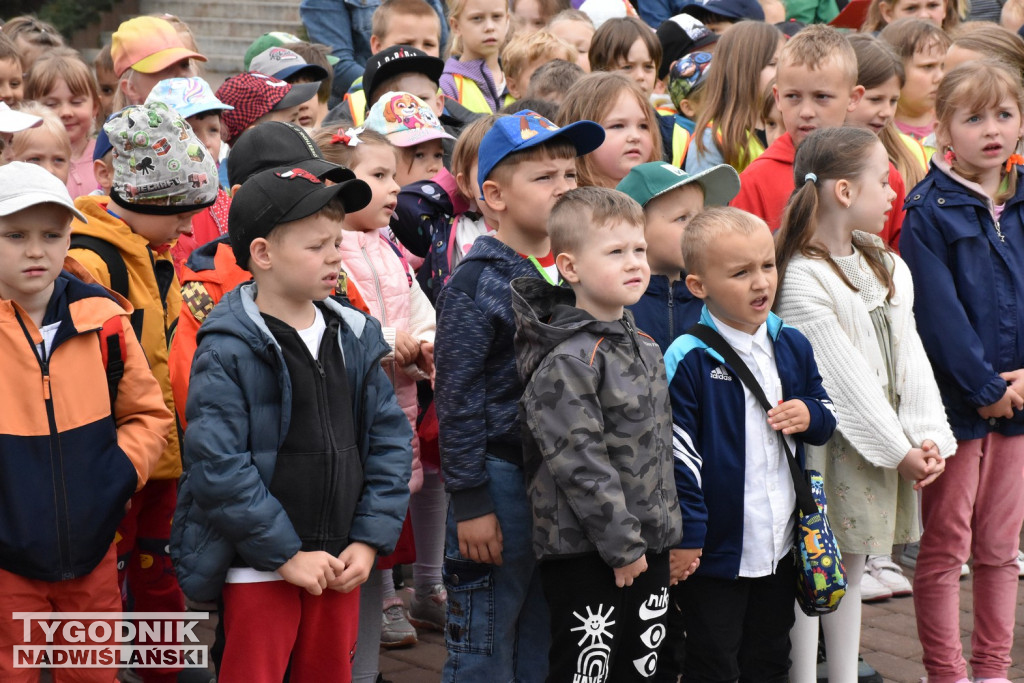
[[442, 556, 494, 655]]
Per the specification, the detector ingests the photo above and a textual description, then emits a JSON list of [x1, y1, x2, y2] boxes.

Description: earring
[[944, 146, 956, 165]]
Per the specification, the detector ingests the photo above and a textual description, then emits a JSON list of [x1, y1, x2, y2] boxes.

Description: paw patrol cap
[[364, 91, 455, 148], [103, 101, 219, 215]]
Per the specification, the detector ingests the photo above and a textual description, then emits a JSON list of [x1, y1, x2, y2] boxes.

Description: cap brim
[[533, 119, 606, 159], [0, 192, 87, 223], [179, 102, 234, 119], [132, 48, 207, 74], [0, 109, 42, 133], [273, 81, 321, 110], [388, 128, 456, 147], [279, 177, 372, 223], [367, 55, 445, 103], [651, 163, 740, 206], [271, 63, 329, 82]]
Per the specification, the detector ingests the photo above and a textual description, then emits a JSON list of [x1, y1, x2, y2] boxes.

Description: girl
[[861, 0, 965, 32], [556, 72, 660, 188], [687, 21, 784, 174], [879, 18, 950, 142], [901, 59, 1024, 683], [3, 102, 71, 184], [25, 48, 100, 199], [587, 16, 661, 97], [774, 125, 954, 683], [511, 0, 568, 35], [364, 91, 453, 188], [441, 0, 511, 114], [547, 8, 595, 72], [944, 21, 1024, 80]]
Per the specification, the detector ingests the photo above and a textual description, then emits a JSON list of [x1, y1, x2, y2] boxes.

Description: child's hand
[[278, 551, 346, 595], [768, 399, 810, 434], [457, 513, 504, 565], [394, 331, 420, 366], [1000, 369, 1024, 404], [897, 448, 944, 490], [669, 548, 702, 585], [329, 542, 378, 593], [416, 341, 435, 379], [614, 555, 648, 588], [977, 385, 1024, 420]]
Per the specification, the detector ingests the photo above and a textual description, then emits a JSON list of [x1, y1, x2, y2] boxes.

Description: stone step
[[171, 16, 303, 39], [139, 0, 301, 21]]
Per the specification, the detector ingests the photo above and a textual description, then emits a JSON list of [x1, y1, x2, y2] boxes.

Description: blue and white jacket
[[664, 307, 837, 579]]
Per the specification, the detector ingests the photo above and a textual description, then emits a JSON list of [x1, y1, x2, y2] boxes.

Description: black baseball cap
[[229, 121, 345, 186], [362, 45, 445, 111], [656, 14, 719, 81], [229, 161, 372, 269]]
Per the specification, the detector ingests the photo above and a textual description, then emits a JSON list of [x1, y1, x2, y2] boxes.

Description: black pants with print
[[540, 550, 670, 683]]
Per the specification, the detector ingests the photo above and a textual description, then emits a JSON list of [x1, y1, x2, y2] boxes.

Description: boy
[[433, 110, 604, 682], [248, 46, 329, 131], [524, 59, 584, 106], [284, 41, 336, 128], [0, 34, 23, 107], [172, 159, 410, 682], [664, 206, 837, 680], [111, 16, 206, 105], [216, 72, 320, 148], [0, 162, 170, 680], [511, 186, 683, 681], [93, 44, 118, 123], [502, 30, 578, 100]]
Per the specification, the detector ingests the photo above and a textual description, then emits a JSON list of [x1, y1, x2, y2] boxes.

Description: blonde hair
[[548, 8, 594, 28], [935, 60, 1024, 204], [556, 72, 661, 188], [5, 101, 71, 162], [777, 23, 858, 85], [949, 21, 1024, 80], [446, 0, 509, 58], [682, 206, 767, 276], [587, 16, 661, 76], [452, 113, 505, 200], [878, 17, 952, 61], [862, 0, 965, 33], [25, 48, 100, 116], [312, 127, 393, 168], [502, 30, 577, 83], [549, 186, 643, 257]]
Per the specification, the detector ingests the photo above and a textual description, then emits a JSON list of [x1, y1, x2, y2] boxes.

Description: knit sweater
[[775, 232, 957, 467]]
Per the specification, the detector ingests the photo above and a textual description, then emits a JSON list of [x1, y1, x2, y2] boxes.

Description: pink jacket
[[340, 229, 436, 493]]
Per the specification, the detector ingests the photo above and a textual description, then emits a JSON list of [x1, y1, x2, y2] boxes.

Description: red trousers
[[220, 580, 360, 683]]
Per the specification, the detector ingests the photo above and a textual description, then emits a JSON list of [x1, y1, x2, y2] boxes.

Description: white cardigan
[[776, 233, 957, 468]]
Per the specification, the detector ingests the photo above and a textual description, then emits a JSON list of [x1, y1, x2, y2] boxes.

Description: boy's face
[[507, 58, 548, 100], [0, 203, 70, 305], [483, 153, 577, 239], [95, 64, 118, 119], [255, 104, 301, 130], [686, 224, 777, 335], [289, 76, 328, 129], [257, 213, 344, 301], [616, 39, 657, 96], [558, 219, 650, 321], [372, 13, 443, 57], [643, 183, 704, 278], [775, 59, 863, 147], [0, 57, 23, 106], [549, 20, 594, 72], [377, 73, 443, 117], [900, 45, 945, 118], [187, 113, 223, 162], [121, 59, 195, 105], [126, 209, 202, 249]]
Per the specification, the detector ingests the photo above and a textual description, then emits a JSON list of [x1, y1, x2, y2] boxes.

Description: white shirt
[[710, 313, 796, 577]]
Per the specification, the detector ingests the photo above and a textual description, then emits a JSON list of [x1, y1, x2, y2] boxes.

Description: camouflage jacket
[[512, 278, 683, 567]]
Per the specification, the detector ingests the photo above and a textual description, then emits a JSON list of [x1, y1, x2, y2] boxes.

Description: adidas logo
[[710, 365, 732, 381]]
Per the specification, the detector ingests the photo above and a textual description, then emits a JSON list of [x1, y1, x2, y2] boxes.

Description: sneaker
[[861, 571, 893, 602], [900, 542, 919, 569], [865, 555, 912, 597], [961, 562, 970, 578], [381, 597, 417, 649], [408, 583, 447, 632], [1017, 550, 1024, 578]]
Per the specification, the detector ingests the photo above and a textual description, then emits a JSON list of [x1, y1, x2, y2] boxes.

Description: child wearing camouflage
[[511, 187, 683, 682]]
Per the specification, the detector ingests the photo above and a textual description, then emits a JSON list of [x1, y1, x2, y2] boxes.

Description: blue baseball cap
[[477, 111, 605, 190], [680, 0, 764, 21], [93, 125, 113, 161], [145, 77, 234, 120]]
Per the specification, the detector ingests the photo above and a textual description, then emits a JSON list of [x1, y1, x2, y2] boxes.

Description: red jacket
[[731, 132, 904, 250]]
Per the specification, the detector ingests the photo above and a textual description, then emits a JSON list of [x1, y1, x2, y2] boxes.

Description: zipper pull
[[42, 373, 51, 400], [996, 220, 1006, 243]]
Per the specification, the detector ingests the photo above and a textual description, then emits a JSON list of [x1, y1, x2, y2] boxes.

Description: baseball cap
[[656, 14, 718, 80], [478, 110, 605, 189], [216, 72, 320, 145], [668, 52, 713, 111], [145, 77, 234, 119], [111, 16, 207, 78], [0, 161, 87, 223], [228, 162, 372, 269], [249, 47, 329, 82], [680, 0, 765, 22], [228, 121, 354, 187], [365, 91, 455, 148], [363, 46, 445, 107], [0, 102, 42, 134], [244, 32, 340, 70], [616, 161, 740, 208], [93, 125, 113, 161], [103, 101, 219, 214]]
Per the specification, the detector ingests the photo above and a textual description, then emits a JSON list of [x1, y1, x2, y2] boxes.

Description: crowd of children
[[3, 0, 1024, 682]]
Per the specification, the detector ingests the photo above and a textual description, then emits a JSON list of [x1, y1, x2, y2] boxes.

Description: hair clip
[[1006, 153, 1024, 173], [330, 127, 363, 146], [804, 172, 817, 184], [944, 146, 956, 165]]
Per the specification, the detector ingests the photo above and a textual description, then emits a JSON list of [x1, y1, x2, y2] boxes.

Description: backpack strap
[[70, 234, 145, 342], [98, 315, 127, 408]]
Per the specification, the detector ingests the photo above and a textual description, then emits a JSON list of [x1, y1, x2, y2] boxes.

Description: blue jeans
[[299, 0, 378, 103], [442, 457, 549, 682]]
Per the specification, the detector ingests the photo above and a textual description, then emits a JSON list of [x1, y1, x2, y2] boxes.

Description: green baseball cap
[[243, 32, 340, 70], [617, 161, 740, 208]]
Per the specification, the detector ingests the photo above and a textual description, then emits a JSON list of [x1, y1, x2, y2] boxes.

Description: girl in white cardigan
[[774, 127, 956, 683]]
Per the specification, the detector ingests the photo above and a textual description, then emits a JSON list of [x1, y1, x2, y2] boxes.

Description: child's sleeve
[[183, 339, 302, 571], [407, 274, 436, 346], [789, 329, 839, 447], [523, 354, 646, 568], [665, 343, 707, 549]]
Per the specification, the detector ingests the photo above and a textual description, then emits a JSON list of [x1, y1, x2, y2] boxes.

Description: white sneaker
[[865, 555, 912, 596], [961, 562, 970, 578], [1017, 550, 1024, 578], [861, 571, 893, 602]]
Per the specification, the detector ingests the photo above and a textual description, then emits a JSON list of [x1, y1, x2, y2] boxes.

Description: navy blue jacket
[[628, 274, 704, 353], [664, 308, 837, 579], [901, 166, 1024, 440], [434, 236, 543, 521], [171, 284, 412, 602]]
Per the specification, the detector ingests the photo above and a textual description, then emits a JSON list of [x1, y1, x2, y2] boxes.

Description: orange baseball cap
[[111, 17, 207, 77]]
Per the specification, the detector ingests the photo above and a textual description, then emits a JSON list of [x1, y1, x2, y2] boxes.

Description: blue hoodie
[[628, 274, 703, 353]]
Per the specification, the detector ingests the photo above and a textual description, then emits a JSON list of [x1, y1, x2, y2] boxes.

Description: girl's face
[[453, 0, 510, 60], [187, 113, 223, 163], [881, 0, 946, 26], [397, 139, 445, 187], [944, 96, 1024, 183], [41, 78, 98, 149], [0, 57, 23, 106], [848, 75, 902, 135], [847, 140, 897, 236], [347, 143, 401, 232], [899, 45, 945, 117], [589, 90, 655, 187], [549, 19, 594, 72], [9, 129, 70, 184], [616, 39, 657, 96], [763, 104, 784, 147], [759, 40, 784, 95], [512, 0, 547, 35]]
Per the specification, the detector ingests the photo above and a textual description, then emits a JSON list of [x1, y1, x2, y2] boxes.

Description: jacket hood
[[72, 195, 155, 267], [511, 277, 633, 384], [758, 132, 795, 164], [444, 57, 490, 82]]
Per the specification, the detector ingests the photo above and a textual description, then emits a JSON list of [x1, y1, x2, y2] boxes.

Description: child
[[70, 102, 218, 682], [441, 0, 512, 114], [502, 30, 577, 101], [216, 71, 320, 147], [371, 0, 446, 57], [25, 49, 101, 199], [172, 159, 411, 683], [364, 91, 454, 187], [0, 16, 63, 75], [524, 59, 584, 108], [687, 21, 783, 174], [655, 13, 719, 86], [3, 102, 71, 184], [667, 52, 713, 168], [945, 21, 1024, 77], [93, 44, 117, 125], [110, 16, 206, 105], [760, 81, 785, 148], [511, 186, 683, 681], [91, 126, 114, 195], [676, 0, 765, 33], [248, 45, 328, 131], [617, 160, 740, 352], [587, 16, 662, 97], [773, 126, 954, 683], [511, 0, 564, 35], [878, 18, 950, 142], [0, 34, 23, 107], [862, 0, 964, 32], [901, 59, 1024, 683], [434, 110, 604, 682], [547, 9, 596, 71], [284, 40, 336, 128], [664, 205, 837, 680], [557, 72, 661, 188]]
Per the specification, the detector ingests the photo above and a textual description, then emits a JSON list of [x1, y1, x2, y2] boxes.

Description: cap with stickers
[[668, 52, 712, 112]]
